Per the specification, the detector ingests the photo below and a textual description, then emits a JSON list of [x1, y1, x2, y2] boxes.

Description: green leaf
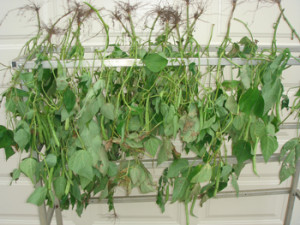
[[280, 150, 296, 183], [20, 72, 34, 88], [56, 77, 68, 91], [239, 88, 264, 117], [54, 177, 67, 199], [168, 159, 189, 178], [260, 135, 278, 162], [0, 126, 16, 160], [80, 121, 102, 166], [262, 78, 282, 114], [157, 139, 172, 165], [202, 116, 216, 129], [128, 116, 141, 131], [280, 138, 299, 161], [240, 65, 251, 89], [100, 103, 115, 120], [190, 164, 212, 183], [172, 177, 188, 202], [140, 180, 156, 193], [108, 162, 118, 177], [27, 187, 47, 206], [221, 165, 232, 180], [222, 80, 240, 90], [162, 105, 178, 137], [20, 158, 37, 183], [295, 88, 300, 97], [99, 147, 109, 175], [240, 36, 257, 55], [281, 95, 289, 110], [144, 137, 162, 157], [68, 150, 94, 180], [232, 115, 245, 131], [225, 96, 238, 114], [167, 159, 189, 178], [11, 169, 21, 181], [80, 176, 91, 189], [232, 140, 252, 165], [125, 139, 143, 148], [250, 120, 266, 140], [129, 165, 145, 185], [71, 180, 81, 201], [14, 128, 30, 150], [63, 88, 76, 112], [45, 154, 57, 168], [4, 147, 15, 160], [143, 53, 168, 73]]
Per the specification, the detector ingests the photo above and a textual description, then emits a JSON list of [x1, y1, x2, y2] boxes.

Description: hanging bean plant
[[0, 0, 300, 224]]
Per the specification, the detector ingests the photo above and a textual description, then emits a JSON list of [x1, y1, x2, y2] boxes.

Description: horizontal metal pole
[[89, 188, 290, 204], [280, 123, 299, 130], [144, 153, 280, 169], [12, 57, 300, 69], [215, 188, 290, 198]]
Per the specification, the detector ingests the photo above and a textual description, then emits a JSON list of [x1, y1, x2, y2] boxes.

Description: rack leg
[[38, 204, 47, 225], [284, 159, 300, 225], [55, 199, 63, 225], [47, 208, 54, 225]]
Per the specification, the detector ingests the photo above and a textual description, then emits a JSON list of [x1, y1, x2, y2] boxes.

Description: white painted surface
[[0, 0, 300, 224]]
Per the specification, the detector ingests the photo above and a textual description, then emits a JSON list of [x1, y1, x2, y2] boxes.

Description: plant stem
[[277, 3, 300, 42]]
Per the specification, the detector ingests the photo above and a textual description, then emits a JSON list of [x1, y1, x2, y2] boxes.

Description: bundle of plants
[[0, 0, 299, 224]]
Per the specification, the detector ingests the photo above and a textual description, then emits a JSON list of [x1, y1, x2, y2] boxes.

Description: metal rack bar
[[89, 188, 291, 204], [284, 158, 300, 225], [16, 52, 298, 224], [296, 189, 300, 200], [12, 57, 300, 69], [146, 153, 280, 168], [54, 199, 63, 225]]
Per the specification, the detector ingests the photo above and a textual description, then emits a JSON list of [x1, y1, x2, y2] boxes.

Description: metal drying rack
[[11, 46, 300, 225]]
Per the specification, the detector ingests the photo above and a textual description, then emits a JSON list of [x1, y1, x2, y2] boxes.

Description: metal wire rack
[[11, 48, 300, 225]]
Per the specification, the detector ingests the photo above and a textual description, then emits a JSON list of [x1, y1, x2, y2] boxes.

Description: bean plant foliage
[[0, 0, 300, 223]]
